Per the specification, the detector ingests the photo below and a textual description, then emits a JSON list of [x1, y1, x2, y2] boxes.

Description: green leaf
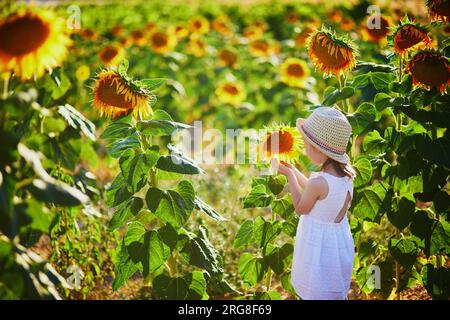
[[158, 224, 179, 250], [28, 179, 89, 206], [347, 103, 376, 135], [184, 271, 208, 300], [101, 119, 134, 142], [271, 196, 294, 219], [109, 197, 143, 230], [322, 86, 355, 106], [267, 175, 287, 195], [410, 210, 433, 242], [118, 59, 129, 77], [57, 104, 96, 141], [139, 78, 166, 90], [107, 133, 141, 159], [430, 220, 450, 255], [239, 253, 268, 288], [233, 219, 254, 249], [370, 72, 395, 91], [152, 274, 189, 300], [374, 92, 392, 111], [152, 109, 174, 121], [194, 196, 226, 221], [182, 226, 223, 275], [243, 184, 274, 208], [42, 68, 71, 100], [433, 191, 450, 214], [146, 181, 195, 229], [423, 264, 450, 299], [351, 74, 371, 88], [387, 196, 415, 231], [137, 119, 192, 136], [156, 154, 204, 175], [415, 134, 450, 168], [389, 237, 419, 269], [353, 182, 388, 222], [125, 222, 170, 276], [119, 148, 158, 192], [353, 157, 372, 188], [252, 216, 283, 249], [264, 243, 293, 275], [112, 240, 139, 291], [50, 128, 82, 170]]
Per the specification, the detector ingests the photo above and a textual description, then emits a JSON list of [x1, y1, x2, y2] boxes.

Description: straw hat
[[296, 106, 352, 164]]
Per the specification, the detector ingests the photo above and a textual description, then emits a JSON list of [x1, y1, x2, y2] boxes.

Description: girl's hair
[[321, 158, 356, 179]]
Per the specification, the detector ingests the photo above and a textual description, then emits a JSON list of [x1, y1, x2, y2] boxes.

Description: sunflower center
[[409, 55, 450, 88], [152, 33, 168, 47], [132, 30, 143, 39], [395, 26, 428, 50], [312, 36, 350, 68], [100, 47, 119, 62], [96, 75, 134, 110], [266, 130, 294, 154], [194, 20, 202, 29], [366, 16, 389, 39], [430, 1, 450, 18], [0, 13, 50, 56], [223, 84, 239, 95], [252, 41, 269, 52], [287, 63, 305, 77], [220, 50, 237, 64]]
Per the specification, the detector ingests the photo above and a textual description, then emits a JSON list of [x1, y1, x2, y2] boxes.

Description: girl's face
[[303, 140, 328, 165]]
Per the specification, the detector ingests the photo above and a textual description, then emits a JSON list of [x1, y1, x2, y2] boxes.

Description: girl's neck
[[321, 162, 343, 177]]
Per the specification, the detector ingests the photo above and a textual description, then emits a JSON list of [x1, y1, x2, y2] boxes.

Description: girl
[[273, 106, 356, 300]]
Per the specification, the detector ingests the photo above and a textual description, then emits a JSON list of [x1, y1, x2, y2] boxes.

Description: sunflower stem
[[2, 72, 10, 100], [338, 75, 351, 113]]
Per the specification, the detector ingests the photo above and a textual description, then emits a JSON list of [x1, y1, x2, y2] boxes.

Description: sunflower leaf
[[140, 78, 166, 91]]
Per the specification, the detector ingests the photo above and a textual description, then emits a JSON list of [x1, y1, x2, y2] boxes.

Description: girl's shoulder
[[307, 172, 329, 199]]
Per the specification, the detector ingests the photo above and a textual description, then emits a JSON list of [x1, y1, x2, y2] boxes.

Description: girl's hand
[[271, 158, 292, 176]]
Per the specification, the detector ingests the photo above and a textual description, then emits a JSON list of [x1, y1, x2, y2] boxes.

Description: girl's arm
[[284, 169, 323, 216], [284, 163, 309, 190]]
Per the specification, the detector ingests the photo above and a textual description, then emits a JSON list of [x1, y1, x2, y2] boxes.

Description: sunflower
[[93, 66, 156, 119], [98, 45, 125, 66], [170, 25, 189, 39], [79, 28, 98, 41], [243, 25, 264, 40], [149, 30, 176, 54], [294, 25, 314, 48], [187, 35, 207, 57], [405, 50, 450, 94], [111, 24, 123, 37], [188, 17, 210, 35], [392, 18, 433, 56], [75, 65, 90, 82], [212, 16, 231, 35], [249, 40, 277, 57], [427, 0, 450, 23], [328, 9, 343, 23], [260, 125, 303, 163], [218, 49, 238, 68], [215, 81, 246, 106], [118, 37, 133, 49], [363, 15, 390, 42], [307, 28, 357, 77], [0, 10, 72, 81], [341, 18, 355, 32], [131, 29, 146, 46], [145, 22, 156, 32], [285, 12, 299, 24], [280, 58, 310, 88]]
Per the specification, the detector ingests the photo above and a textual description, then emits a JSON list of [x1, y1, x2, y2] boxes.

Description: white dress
[[291, 171, 355, 300]]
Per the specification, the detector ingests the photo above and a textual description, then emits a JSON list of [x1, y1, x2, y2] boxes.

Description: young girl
[[273, 106, 356, 300]]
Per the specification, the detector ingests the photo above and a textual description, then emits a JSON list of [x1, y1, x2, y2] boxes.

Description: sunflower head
[[280, 58, 310, 88], [131, 29, 146, 46], [145, 22, 156, 32], [391, 16, 433, 56], [188, 17, 210, 35], [111, 24, 123, 37], [212, 16, 232, 35], [98, 45, 125, 66], [243, 24, 265, 40], [187, 35, 207, 57], [249, 39, 277, 57], [218, 49, 238, 68], [93, 61, 160, 119], [260, 124, 303, 164], [340, 18, 355, 32], [169, 25, 189, 39], [363, 15, 390, 42], [294, 25, 314, 48], [215, 81, 246, 106], [427, 0, 450, 23], [405, 50, 450, 94], [0, 9, 72, 80], [149, 30, 176, 54], [79, 28, 98, 41], [307, 27, 358, 77]]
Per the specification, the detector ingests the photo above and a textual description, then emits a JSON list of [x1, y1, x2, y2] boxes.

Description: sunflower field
[[0, 0, 449, 301]]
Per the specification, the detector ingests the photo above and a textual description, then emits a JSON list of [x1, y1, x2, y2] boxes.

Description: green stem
[[338, 75, 351, 113], [399, 56, 403, 83], [15, 177, 34, 189], [167, 253, 178, 278], [264, 267, 273, 291], [2, 72, 10, 100]]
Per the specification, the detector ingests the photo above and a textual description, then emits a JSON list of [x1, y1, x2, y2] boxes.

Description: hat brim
[[296, 120, 350, 165]]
